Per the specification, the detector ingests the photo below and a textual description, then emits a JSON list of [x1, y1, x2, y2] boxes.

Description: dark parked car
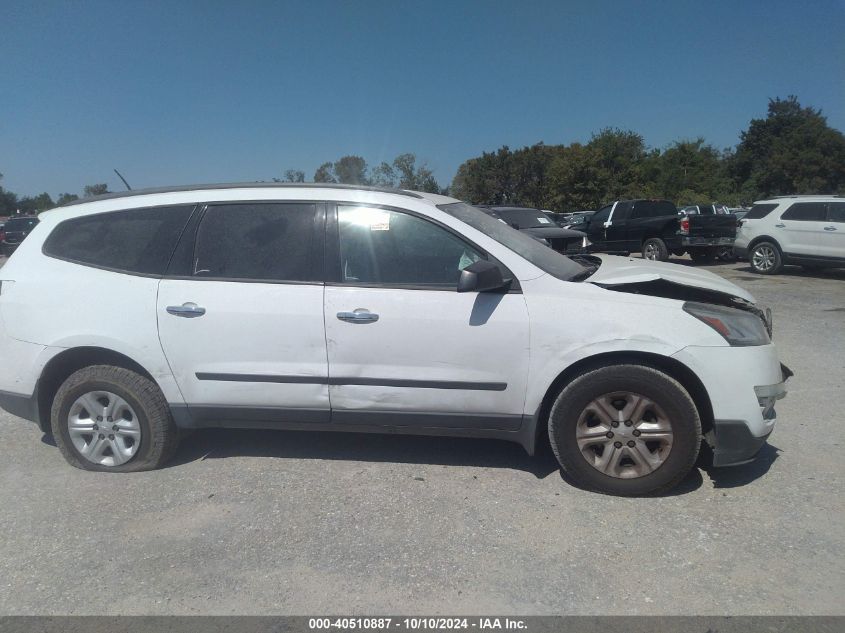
[[585, 199, 736, 264], [1, 216, 39, 256], [478, 206, 589, 254], [561, 210, 596, 231]]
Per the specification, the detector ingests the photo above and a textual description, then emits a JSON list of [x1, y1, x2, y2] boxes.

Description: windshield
[[489, 208, 554, 229], [438, 202, 587, 281]]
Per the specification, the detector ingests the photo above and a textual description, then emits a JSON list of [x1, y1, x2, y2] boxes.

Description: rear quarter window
[[43, 205, 195, 275], [745, 203, 778, 220]]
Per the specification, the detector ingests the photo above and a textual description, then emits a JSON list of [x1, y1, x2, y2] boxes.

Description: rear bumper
[[733, 244, 749, 258], [680, 236, 735, 247]]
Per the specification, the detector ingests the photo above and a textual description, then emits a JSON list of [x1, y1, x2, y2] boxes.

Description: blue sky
[[2, 0, 843, 197]]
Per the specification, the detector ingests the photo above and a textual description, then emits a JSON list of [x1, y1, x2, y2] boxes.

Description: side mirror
[[457, 260, 509, 293]]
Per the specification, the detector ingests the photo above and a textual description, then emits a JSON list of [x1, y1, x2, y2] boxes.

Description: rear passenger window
[[43, 205, 194, 275], [745, 203, 777, 220], [827, 202, 845, 222], [193, 203, 317, 281], [781, 202, 826, 221]]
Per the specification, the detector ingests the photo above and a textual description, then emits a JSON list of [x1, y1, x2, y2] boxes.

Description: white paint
[[0, 185, 787, 448]]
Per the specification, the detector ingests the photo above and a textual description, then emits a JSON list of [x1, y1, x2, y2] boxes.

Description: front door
[[587, 204, 614, 251], [157, 202, 330, 425], [323, 204, 530, 430]]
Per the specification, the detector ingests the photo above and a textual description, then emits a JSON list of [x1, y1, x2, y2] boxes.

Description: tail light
[[0, 229, 5, 242], [679, 217, 690, 234]]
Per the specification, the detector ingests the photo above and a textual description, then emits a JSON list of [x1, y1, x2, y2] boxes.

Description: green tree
[[370, 161, 397, 187], [56, 193, 80, 205], [650, 139, 733, 204], [274, 169, 304, 183], [731, 96, 845, 197], [392, 153, 440, 192], [313, 162, 336, 183], [451, 146, 519, 204], [83, 184, 109, 197], [0, 174, 19, 216], [332, 156, 370, 185]]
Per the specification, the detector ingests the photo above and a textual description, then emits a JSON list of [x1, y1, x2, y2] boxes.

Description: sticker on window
[[537, 217, 551, 224], [342, 207, 391, 231]]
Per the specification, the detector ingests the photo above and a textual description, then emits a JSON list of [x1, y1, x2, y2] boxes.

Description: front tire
[[641, 238, 669, 261], [51, 365, 179, 472], [749, 241, 783, 274], [548, 364, 701, 496]]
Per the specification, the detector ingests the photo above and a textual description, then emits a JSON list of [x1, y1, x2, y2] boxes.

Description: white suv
[[734, 195, 845, 274], [0, 184, 790, 495]]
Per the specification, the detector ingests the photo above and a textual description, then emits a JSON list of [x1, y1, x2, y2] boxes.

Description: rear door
[[624, 201, 657, 251], [323, 203, 530, 429], [819, 202, 845, 259], [156, 202, 330, 425], [777, 202, 826, 256]]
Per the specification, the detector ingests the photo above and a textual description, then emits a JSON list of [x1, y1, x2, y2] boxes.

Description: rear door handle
[[824, 226, 837, 231], [166, 302, 206, 318], [774, 224, 786, 228], [337, 308, 379, 323]]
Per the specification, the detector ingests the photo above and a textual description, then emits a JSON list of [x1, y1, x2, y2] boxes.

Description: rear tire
[[51, 365, 179, 472], [716, 246, 736, 262], [690, 247, 718, 264], [749, 241, 783, 274], [548, 364, 701, 496], [641, 238, 669, 261]]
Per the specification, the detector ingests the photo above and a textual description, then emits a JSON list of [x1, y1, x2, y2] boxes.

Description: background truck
[[585, 199, 736, 263]]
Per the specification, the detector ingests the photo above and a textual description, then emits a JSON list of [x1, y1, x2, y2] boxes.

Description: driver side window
[[592, 205, 613, 224], [337, 205, 483, 286]]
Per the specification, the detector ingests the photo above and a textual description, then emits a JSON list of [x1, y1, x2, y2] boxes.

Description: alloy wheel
[[67, 391, 141, 466], [751, 245, 776, 271], [575, 392, 674, 479]]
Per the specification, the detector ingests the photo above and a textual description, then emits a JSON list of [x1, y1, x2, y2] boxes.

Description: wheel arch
[[747, 234, 782, 253], [35, 347, 158, 434], [528, 350, 714, 454]]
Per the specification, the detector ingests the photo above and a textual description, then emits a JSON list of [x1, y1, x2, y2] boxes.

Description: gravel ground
[[0, 254, 843, 615]]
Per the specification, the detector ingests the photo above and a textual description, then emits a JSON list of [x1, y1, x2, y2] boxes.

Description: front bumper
[[709, 364, 790, 466], [672, 345, 791, 466]]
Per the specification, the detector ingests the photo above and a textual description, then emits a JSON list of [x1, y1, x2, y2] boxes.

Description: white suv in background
[[734, 195, 845, 274], [0, 184, 790, 496]]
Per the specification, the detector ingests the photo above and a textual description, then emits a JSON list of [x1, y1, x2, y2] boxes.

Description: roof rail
[[769, 194, 844, 199], [59, 182, 423, 207]]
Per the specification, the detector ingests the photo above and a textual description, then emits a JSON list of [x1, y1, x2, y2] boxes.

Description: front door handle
[[166, 302, 206, 318], [337, 308, 379, 323], [774, 223, 786, 228], [824, 226, 837, 231]]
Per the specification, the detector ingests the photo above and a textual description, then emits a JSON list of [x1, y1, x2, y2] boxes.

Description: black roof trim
[[59, 182, 423, 207]]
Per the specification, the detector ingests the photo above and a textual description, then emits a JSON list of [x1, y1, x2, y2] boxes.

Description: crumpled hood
[[587, 254, 756, 303]]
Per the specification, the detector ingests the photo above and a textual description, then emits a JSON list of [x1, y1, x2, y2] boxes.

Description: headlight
[[683, 301, 770, 346]]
